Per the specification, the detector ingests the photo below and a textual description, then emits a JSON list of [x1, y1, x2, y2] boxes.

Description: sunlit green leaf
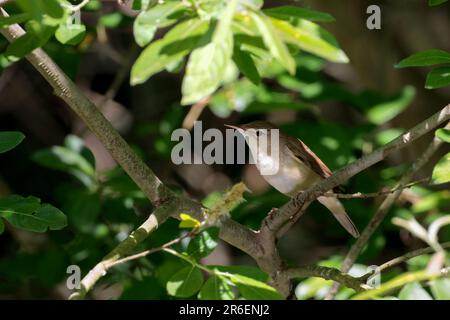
[[6, 21, 57, 59], [0, 131, 25, 154], [32, 146, 95, 176], [430, 278, 450, 299], [264, 5, 335, 22], [432, 153, 450, 184], [435, 128, 450, 143], [0, 13, 31, 28], [179, 213, 201, 229], [227, 273, 283, 300], [131, 19, 209, 85], [55, 24, 86, 45], [166, 266, 204, 297], [366, 86, 415, 125], [271, 18, 348, 63], [99, 12, 124, 28], [133, 2, 184, 47], [181, 0, 237, 104], [398, 282, 433, 300], [198, 276, 235, 300], [396, 49, 450, 68], [425, 67, 450, 89], [187, 228, 219, 260], [250, 12, 296, 75], [375, 128, 404, 145]]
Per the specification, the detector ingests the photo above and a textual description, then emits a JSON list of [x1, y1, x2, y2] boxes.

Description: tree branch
[[284, 265, 366, 292], [377, 242, 450, 274], [323, 178, 429, 199], [325, 122, 449, 299]]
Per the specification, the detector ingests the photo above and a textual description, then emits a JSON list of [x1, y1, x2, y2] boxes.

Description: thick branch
[[325, 123, 448, 300]]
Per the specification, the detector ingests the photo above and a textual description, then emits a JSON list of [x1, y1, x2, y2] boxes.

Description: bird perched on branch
[[226, 121, 360, 238]]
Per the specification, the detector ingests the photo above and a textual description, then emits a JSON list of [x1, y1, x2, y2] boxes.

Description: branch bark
[[284, 265, 366, 292]]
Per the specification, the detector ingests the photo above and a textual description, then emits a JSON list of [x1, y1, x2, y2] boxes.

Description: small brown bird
[[226, 121, 360, 238]]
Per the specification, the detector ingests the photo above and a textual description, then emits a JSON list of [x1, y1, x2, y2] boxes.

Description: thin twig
[[377, 242, 450, 274], [106, 228, 198, 269], [323, 178, 429, 199], [284, 265, 366, 292], [182, 96, 211, 130]]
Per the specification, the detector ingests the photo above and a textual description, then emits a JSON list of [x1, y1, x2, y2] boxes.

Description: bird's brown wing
[[286, 136, 344, 193], [286, 136, 332, 178]]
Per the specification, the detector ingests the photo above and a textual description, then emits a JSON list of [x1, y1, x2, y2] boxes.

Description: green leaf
[[0, 196, 67, 233], [0, 13, 31, 28], [0, 195, 41, 217], [396, 49, 450, 68], [375, 128, 404, 145], [264, 5, 335, 22], [131, 19, 209, 85], [32, 145, 95, 186], [232, 46, 261, 85], [187, 228, 219, 260], [55, 24, 86, 45], [6, 20, 57, 59], [425, 66, 450, 89], [430, 278, 450, 299], [166, 266, 204, 297], [436, 128, 450, 143], [227, 273, 283, 300], [366, 86, 415, 125], [0, 131, 25, 154], [270, 18, 348, 63], [198, 276, 235, 300], [432, 153, 450, 184], [249, 12, 296, 75], [133, 2, 184, 47], [181, 0, 238, 105], [16, 0, 65, 25], [179, 213, 201, 229], [99, 12, 124, 28], [214, 265, 269, 281], [0, 219, 4, 235], [398, 282, 433, 300], [63, 189, 100, 232], [429, 0, 448, 6]]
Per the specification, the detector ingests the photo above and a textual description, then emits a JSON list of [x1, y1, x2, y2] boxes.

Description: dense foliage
[[0, 0, 449, 300]]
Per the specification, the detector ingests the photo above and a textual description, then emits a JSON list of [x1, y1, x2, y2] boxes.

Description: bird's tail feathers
[[318, 196, 360, 238]]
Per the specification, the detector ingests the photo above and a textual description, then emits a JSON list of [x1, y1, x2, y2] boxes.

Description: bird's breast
[[257, 149, 321, 196]]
